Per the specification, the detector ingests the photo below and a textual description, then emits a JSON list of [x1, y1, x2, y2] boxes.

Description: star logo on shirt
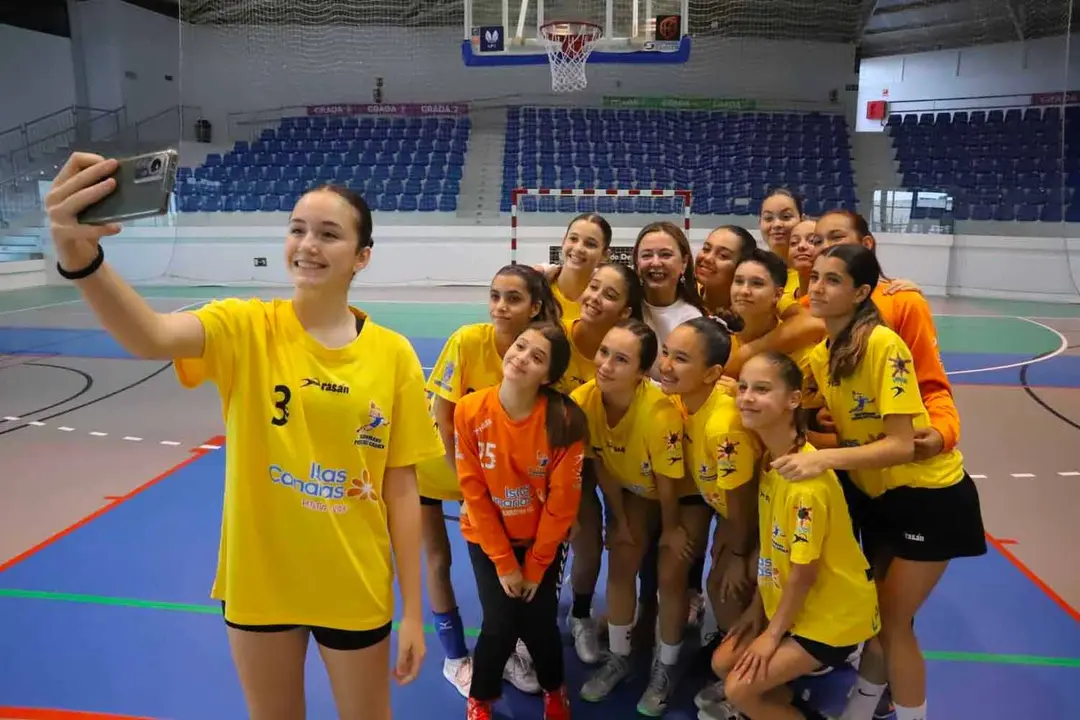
[[346, 469, 377, 501]]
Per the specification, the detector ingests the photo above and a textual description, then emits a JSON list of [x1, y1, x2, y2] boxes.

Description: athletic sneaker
[[542, 686, 572, 720], [503, 640, 541, 694], [874, 688, 897, 719], [443, 656, 473, 697], [580, 653, 632, 702], [697, 699, 745, 720], [466, 697, 493, 720], [637, 657, 677, 717], [693, 679, 726, 710], [569, 615, 602, 664]]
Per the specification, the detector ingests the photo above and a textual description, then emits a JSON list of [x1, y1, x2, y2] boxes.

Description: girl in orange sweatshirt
[[454, 322, 588, 720]]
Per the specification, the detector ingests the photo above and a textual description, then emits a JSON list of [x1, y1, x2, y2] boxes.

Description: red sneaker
[[543, 686, 571, 720], [466, 697, 493, 720]]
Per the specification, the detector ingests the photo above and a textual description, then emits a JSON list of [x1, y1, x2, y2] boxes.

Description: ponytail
[[494, 264, 562, 324]]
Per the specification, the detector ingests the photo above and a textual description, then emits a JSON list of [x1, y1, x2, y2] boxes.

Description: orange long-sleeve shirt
[[799, 287, 960, 451], [454, 386, 584, 584]]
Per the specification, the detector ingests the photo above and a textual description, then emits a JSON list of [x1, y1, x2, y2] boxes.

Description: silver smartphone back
[[77, 149, 180, 225]]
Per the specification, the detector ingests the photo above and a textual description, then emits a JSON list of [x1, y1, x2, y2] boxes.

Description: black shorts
[[861, 473, 987, 564], [679, 493, 710, 508], [791, 634, 861, 670], [221, 602, 392, 652]]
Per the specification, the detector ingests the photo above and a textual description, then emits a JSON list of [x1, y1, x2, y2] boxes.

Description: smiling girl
[[418, 265, 561, 696], [699, 352, 880, 720], [45, 154, 442, 720], [695, 225, 758, 318], [557, 262, 645, 665], [776, 244, 986, 720], [651, 317, 763, 716], [572, 320, 689, 706], [454, 323, 587, 720], [538, 213, 613, 322]]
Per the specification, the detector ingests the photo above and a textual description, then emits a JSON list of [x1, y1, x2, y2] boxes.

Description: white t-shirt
[[644, 298, 704, 379]]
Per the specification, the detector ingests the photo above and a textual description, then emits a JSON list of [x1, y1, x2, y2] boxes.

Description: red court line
[[987, 533, 1080, 624], [0, 709, 154, 719], [995, 538, 1018, 545], [0, 436, 224, 574]]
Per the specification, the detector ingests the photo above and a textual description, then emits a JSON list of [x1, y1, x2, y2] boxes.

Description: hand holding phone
[[75, 149, 179, 226]]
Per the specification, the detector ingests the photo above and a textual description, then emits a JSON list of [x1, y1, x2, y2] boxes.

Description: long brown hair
[[493, 264, 562, 324], [632, 221, 705, 312], [526, 322, 589, 450], [818, 244, 884, 385], [758, 351, 810, 450], [551, 212, 613, 282], [817, 209, 892, 282]]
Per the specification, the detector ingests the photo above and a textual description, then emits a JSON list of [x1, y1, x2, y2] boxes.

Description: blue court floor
[[1, 295, 1079, 719]]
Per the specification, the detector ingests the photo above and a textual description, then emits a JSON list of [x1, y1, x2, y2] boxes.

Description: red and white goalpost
[[509, 188, 693, 265]]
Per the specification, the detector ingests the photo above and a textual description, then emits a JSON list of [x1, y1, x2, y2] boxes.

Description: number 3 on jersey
[[480, 442, 497, 469], [271, 384, 291, 426]]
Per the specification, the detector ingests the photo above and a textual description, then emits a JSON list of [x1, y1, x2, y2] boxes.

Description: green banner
[[601, 96, 758, 111]]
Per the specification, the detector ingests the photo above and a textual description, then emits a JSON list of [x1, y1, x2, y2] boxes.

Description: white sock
[[840, 677, 887, 720], [895, 702, 927, 720], [609, 623, 632, 656], [658, 640, 682, 666]]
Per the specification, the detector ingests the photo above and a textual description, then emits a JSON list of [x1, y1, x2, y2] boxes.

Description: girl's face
[[594, 326, 645, 395], [815, 214, 868, 251], [736, 356, 800, 432], [808, 254, 869, 320], [730, 260, 782, 320], [695, 229, 743, 289], [657, 325, 716, 395], [636, 231, 686, 296], [284, 191, 368, 289], [502, 328, 552, 387], [788, 219, 822, 273], [579, 266, 632, 325], [561, 219, 608, 271], [489, 273, 540, 336], [759, 194, 801, 260]]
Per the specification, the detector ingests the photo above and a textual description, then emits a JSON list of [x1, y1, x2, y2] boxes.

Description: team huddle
[[46, 152, 986, 720]]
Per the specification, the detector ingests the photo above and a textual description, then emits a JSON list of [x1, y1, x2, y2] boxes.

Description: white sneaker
[[569, 615, 602, 664], [503, 639, 540, 694], [442, 656, 472, 698], [694, 679, 726, 710]]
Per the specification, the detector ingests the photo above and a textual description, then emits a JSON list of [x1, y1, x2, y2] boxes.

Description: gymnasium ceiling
[[166, 0, 1076, 58]]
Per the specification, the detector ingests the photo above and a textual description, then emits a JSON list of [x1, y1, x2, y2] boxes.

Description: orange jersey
[[454, 386, 584, 583], [800, 287, 960, 451]]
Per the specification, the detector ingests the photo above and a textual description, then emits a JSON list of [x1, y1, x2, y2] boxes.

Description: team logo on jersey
[[697, 462, 718, 485], [771, 522, 787, 553], [665, 431, 681, 454], [433, 361, 455, 392], [355, 401, 390, 449], [268, 461, 375, 514], [527, 451, 550, 478], [345, 468, 378, 501], [717, 439, 740, 477], [640, 459, 653, 476], [793, 501, 813, 544], [889, 355, 911, 398], [849, 391, 879, 421], [301, 376, 350, 394]]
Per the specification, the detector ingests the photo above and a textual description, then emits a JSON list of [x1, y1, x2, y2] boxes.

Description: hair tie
[[710, 315, 730, 333]]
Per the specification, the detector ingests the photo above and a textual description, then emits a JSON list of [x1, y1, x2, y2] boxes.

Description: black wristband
[[57, 244, 105, 280]]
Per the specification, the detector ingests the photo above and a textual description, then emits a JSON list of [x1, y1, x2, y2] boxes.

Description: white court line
[[1011, 473, 1036, 478], [945, 316, 1069, 377], [1060, 471, 1080, 477], [0, 299, 83, 316], [970, 474, 988, 479]]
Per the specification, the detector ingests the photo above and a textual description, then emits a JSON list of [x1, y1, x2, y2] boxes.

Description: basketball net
[[540, 21, 603, 93]]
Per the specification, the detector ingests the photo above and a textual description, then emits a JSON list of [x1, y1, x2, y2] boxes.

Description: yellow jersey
[[777, 268, 801, 316], [175, 298, 444, 630], [552, 281, 581, 324], [807, 325, 965, 498], [757, 443, 880, 647], [417, 322, 505, 501], [555, 319, 597, 394], [732, 316, 822, 409], [571, 379, 685, 499], [675, 385, 762, 514]]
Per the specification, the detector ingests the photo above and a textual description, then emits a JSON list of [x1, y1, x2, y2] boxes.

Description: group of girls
[[45, 151, 985, 720]]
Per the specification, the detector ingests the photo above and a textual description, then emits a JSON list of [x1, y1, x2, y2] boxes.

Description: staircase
[[851, 129, 903, 220], [457, 107, 508, 223]]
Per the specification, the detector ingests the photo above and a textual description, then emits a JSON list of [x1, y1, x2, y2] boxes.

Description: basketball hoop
[[539, 20, 604, 93]]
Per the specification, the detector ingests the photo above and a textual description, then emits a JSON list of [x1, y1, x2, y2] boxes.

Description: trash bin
[[195, 118, 212, 143]]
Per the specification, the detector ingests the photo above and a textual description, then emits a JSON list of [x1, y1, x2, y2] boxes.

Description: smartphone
[[77, 149, 180, 225]]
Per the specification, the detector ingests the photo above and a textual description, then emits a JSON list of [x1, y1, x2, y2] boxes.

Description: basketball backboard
[[462, 0, 690, 66]]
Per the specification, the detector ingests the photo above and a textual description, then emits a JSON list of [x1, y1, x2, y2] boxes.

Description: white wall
[[855, 35, 1079, 132], [0, 25, 77, 131], [176, 26, 856, 135], [70, 0, 180, 124], [0, 260, 47, 291], [36, 220, 1080, 304]]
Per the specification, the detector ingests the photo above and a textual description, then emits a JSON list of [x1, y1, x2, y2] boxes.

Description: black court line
[[9, 362, 95, 419], [1020, 343, 1080, 433]]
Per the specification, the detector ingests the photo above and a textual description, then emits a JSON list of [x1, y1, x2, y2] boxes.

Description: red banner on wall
[[1030, 91, 1080, 106], [306, 103, 469, 117]]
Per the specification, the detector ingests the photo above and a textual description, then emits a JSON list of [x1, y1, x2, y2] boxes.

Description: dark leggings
[[468, 542, 568, 701]]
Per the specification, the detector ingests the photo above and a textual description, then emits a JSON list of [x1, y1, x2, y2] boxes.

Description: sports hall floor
[[1, 284, 1078, 719]]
